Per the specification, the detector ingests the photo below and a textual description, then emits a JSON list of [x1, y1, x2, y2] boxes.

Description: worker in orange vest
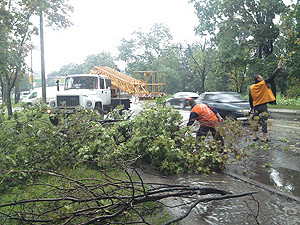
[[249, 58, 283, 142], [186, 98, 224, 145]]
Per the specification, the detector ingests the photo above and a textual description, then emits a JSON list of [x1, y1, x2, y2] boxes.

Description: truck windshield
[[65, 76, 98, 90]]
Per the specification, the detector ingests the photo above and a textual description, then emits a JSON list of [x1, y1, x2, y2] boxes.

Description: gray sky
[[28, 0, 199, 75]]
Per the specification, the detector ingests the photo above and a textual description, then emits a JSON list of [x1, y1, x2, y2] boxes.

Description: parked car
[[166, 92, 200, 109], [198, 92, 250, 121]]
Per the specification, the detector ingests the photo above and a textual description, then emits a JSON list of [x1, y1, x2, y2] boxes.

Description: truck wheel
[[95, 102, 103, 115], [49, 114, 59, 125]]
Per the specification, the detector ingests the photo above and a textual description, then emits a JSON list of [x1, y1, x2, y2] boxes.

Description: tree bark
[[15, 84, 20, 104], [4, 76, 13, 117]]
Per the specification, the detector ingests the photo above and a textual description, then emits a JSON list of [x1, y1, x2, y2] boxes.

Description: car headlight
[[86, 100, 93, 107], [50, 101, 56, 107]]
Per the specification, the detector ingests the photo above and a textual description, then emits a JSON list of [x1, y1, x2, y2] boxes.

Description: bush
[[275, 92, 300, 106], [0, 99, 249, 190], [286, 77, 300, 98]]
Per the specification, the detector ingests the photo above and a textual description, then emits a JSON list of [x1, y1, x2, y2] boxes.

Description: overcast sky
[[28, 0, 199, 75]]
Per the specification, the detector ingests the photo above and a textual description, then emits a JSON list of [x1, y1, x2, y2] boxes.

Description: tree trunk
[[258, 46, 262, 58], [0, 79, 4, 104], [200, 69, 206, 93], [15, 84, 20, 104], [3, 72, 16, 117], [5, 85, 13, 117]]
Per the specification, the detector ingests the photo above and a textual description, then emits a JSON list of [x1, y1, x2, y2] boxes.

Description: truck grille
[[57, 96, 79, 107]]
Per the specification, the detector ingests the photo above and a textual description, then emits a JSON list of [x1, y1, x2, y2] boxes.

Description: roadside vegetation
[[0, 100, 256, 224], [269, 93, 300, 109]]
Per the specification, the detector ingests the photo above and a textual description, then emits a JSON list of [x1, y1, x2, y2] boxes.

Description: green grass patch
[[268, 104, 300, 110]]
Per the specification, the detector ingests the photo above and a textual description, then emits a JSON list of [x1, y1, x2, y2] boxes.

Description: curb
[[268, 108, 300, 120], [223, 172, 300, 203]]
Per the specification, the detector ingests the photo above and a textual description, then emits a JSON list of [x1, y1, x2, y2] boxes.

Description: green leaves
[[0, 99, 249, 192]]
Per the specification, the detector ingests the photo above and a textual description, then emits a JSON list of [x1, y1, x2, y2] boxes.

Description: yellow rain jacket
[[250, 81, 275, 107]]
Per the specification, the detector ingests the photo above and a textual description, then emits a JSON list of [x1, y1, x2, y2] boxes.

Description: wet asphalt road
[[173, 105, 300, 198], [230, 117, 300, 198]]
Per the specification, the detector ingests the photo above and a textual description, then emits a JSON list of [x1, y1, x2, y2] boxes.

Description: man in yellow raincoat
[[249, 59, 283, 142]]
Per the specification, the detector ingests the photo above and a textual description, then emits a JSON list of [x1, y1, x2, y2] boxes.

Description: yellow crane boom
[[90, 66, 148, 95], [90, 66, 166, 98]]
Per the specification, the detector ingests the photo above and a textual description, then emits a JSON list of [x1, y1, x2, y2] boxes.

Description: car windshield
[[184, 94, 199, 98], [65, 76, 98, 90], [174, 92, 199, 98], [218, 93, 246, 102]]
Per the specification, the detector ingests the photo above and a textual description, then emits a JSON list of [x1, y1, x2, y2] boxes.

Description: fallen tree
[[0, 101, 257, 224], [0, 168, 258, 224]]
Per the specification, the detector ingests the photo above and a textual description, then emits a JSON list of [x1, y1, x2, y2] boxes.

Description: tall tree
[[0, 0, 73, 116], [83, 52, 115, 73], [118, 23, 187, 94], [190, 0, 286, 58], [281, 1, 300, 97], [184, 41, 216, 93], [214, 24, 251, 93], [118, 23, 173, 73]]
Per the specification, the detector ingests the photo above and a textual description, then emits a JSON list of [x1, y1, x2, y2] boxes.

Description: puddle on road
[[249, 166, 300, 197], [170, 174, 300, 225]]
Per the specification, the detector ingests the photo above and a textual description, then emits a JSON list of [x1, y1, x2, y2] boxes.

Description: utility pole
[[40, 3, 46, 102]]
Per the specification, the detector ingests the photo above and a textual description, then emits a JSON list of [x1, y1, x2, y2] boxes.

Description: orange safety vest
[[191, 104, 218, 127], [250, 81, 275, 107]]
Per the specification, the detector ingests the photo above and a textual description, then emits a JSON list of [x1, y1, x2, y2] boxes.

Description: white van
[[22, 86, 59, 106], [20, 91, 30, 100]]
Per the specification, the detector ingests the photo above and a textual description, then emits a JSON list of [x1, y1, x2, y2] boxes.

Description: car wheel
[[180, 101, 185, 109]]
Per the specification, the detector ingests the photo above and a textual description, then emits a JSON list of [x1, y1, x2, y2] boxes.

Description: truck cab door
[[98, 78, 111, 105]]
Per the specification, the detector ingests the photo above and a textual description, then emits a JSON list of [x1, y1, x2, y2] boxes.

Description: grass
[[268, 104, 300, 110]]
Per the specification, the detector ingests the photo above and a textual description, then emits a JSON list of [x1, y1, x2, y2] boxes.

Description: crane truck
[[48, 73, 131, 124], [48, 66, 166, 124]]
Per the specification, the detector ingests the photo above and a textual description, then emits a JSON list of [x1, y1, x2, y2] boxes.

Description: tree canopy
[[0, 0, 73, 115], [190, 0, 286, 58]]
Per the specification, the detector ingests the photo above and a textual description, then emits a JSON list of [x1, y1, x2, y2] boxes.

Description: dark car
[[198, 92, 250, 120], [167, 92, 200, 109]]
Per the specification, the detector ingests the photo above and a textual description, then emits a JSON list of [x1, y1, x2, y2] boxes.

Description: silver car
[[166, 92, 200, 109]]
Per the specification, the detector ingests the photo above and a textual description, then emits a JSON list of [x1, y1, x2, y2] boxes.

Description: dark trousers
[[252, 103, 268, 133], [196, 126, 224, 145]]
